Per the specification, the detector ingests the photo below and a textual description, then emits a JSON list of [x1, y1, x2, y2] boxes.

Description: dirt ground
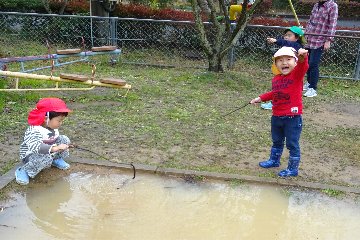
[[300, 101, 360, 186], [1, 98, 359, 190]]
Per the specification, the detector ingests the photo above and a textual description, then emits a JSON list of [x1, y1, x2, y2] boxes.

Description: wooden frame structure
[[0, 70, 131, 95], [0, 47, 121, 73]]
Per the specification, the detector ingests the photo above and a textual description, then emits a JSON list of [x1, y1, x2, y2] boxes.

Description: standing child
[[15, 98, 72, 185], [262, 26, 306, 110], [303, 0, 338, 98], [267, 26, 305, 52], [250, 47, 309, 177]]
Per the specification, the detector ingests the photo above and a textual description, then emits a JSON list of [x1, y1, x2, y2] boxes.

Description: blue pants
[[271, 115, 302, 158], [306, 46, 324, 90]]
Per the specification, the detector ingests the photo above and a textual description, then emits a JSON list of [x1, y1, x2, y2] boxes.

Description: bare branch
[[206, 0, 225, 54], [218, 0, 231, 32], [191, 0, 213, 56], [221, 0, 264, 57], [59, 0, 69, 15], [42, 0, 52, 14]]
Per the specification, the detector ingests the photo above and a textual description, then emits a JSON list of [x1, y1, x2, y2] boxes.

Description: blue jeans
[[271, 115, 302, 158], [306, 47, 324, 90]]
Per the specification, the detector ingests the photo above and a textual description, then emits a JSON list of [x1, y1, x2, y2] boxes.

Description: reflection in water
[[0, 172, 359, 240], [26, 178, 73, 239]]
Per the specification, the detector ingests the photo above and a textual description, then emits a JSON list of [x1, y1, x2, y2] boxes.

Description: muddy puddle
[[0, 170, 359, 240]]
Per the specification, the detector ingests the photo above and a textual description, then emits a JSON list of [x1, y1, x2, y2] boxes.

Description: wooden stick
[[0, 70, 131, 89]]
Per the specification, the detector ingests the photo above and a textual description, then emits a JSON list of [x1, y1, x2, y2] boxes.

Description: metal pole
[[110, 17, 116, 46], [90, 0, 94, 47], [227, 23, 236, 69], [354, 43, 360, 80]]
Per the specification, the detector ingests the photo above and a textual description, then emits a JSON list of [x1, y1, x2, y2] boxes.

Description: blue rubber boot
[[15, 167, 30, 185], [278, 156, 300, 177], [52, 158, 70, 170], [259, 147, 283, 168]]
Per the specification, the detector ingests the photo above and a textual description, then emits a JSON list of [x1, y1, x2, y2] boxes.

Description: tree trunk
[[208, 54, 224, 72], [191, 0, 264, 72], [91, 0, 110, 46]]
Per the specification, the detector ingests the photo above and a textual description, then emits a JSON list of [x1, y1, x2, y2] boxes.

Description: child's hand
[[297, 48, 308, 62], [298, 48, 308, 56], [51, 144, 69, 152], [250, 97, 261, 104], [267, 38, 276, 44]]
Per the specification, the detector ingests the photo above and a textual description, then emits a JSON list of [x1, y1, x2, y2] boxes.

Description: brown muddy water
[[0, 171, 359, 240]]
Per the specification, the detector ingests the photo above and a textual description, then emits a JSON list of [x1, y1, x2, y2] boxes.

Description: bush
[[114, 4, 155, 19], [0, 0, 44, 12], [337, 1, 360, 18], [250, 16, 302, 27], [272, 0, 290, 9], [54, 0, 89, 14], [296, 0, 360, 18], [113, 4, 200, 21], [255, 0, 272, 14], [1, 0, 359, 20], [0, 0, 89, 14], [249, 16, 360, 30]]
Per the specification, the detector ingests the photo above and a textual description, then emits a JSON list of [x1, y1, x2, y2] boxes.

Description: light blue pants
[[22, 135, 70, 178]]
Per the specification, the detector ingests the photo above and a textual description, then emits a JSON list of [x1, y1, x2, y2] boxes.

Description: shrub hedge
[[0, 0, 44, 12], [250, 16, 360, 31], [0, 0, 358, 20], [296, 0, 360, 18]]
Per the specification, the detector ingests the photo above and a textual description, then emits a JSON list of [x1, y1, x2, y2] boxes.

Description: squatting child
[[262, 26, 305, 110], [15, 98, 72, 185], [250, 47, 309, 177]]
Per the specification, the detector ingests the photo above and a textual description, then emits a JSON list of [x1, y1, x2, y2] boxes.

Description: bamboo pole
[[0, 70, 131, 91], [288, 0, 300, 26]]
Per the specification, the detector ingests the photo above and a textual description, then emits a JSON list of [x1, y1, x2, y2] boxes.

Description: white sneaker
[[304, 88, 317, 97], [303, 82, 310, 91]]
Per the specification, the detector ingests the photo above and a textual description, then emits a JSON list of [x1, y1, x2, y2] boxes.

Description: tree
[[191, 0, 264, 72]]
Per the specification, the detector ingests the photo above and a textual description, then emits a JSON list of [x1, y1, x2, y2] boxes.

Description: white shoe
[[304, 88, 317, 97], [303, 82, 310, 91]]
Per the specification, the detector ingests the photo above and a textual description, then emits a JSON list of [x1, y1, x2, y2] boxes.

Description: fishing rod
[[69, 144, 136, 179], [220, 102, 251, 118]]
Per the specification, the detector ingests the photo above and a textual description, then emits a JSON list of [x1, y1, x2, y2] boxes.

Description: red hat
[[28, 98, 72, 126]]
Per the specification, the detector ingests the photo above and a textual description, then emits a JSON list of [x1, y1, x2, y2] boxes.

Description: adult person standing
[[303, 0, 338, 97]]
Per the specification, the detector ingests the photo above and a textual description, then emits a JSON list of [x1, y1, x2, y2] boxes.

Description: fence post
[[227, 23, 236, 69], [109, 17, 118, 64], [354, 43, 360, 80], [109, 17, 117, 46]]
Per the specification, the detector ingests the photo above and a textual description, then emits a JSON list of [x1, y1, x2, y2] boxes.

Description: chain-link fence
[[1, 12, 360, 80]]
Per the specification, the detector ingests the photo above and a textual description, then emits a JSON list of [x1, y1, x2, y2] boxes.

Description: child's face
[[46, 115, 66, 129], [275, 55, 297, 75], [284, 31, 298, 42]]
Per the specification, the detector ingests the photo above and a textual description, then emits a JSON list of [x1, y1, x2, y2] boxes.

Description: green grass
[[0, 159, 17, 175], [322, 188, 344, 198]]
